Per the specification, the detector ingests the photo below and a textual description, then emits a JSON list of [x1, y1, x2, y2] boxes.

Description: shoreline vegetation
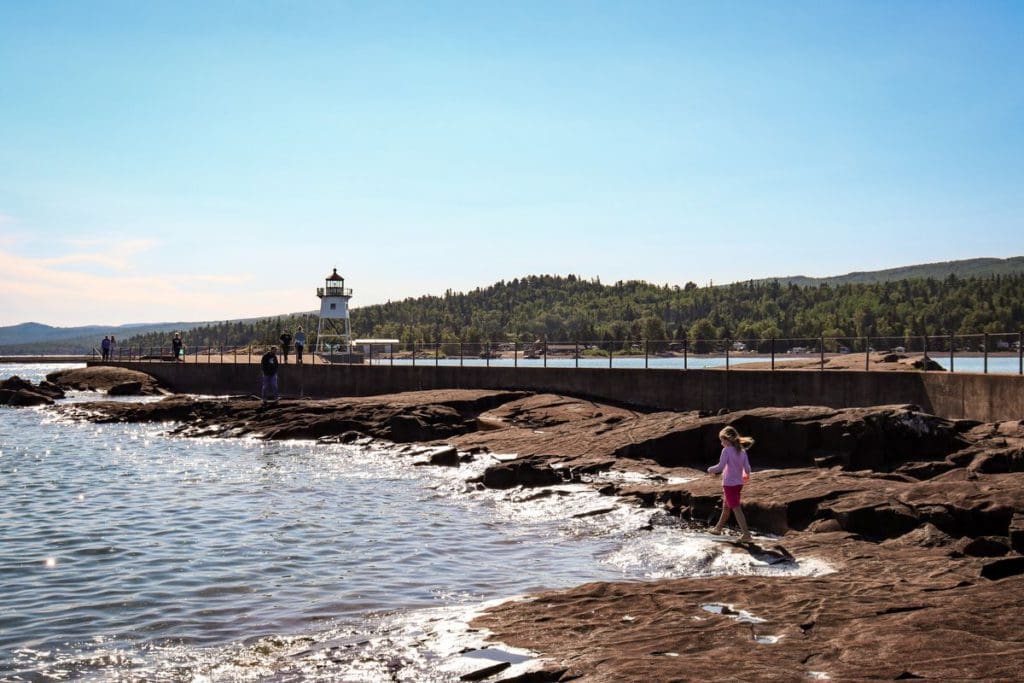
[[21, 366, 1024, 680], [100, 271, 1024, 360]]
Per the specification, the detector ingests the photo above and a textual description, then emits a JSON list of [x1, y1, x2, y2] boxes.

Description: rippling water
[[1, 364, 830, 681]]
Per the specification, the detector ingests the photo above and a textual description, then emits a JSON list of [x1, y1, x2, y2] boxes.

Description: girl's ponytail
[[720, 425, 755, 450]]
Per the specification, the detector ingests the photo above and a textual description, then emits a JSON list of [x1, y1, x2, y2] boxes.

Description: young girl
[[707, 426, 753, 542]]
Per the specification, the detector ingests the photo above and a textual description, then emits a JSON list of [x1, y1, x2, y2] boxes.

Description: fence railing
[[98, 332, 1024, 375]]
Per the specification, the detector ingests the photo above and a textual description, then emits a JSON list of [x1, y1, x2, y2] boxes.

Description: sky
[[1, 1, 1022, 327]]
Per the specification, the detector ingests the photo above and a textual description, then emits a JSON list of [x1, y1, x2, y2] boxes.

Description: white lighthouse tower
[[315, 267, 354, 353]]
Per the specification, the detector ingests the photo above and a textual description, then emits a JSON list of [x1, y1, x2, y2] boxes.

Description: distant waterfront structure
[[315, 267, 353, 353]]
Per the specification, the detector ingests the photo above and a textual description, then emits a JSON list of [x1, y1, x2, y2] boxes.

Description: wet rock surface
[[55, 389, 532, 442], [53, 386, 1024, 680], [0, 375, 65, 406], [46, 366, 169, 395]]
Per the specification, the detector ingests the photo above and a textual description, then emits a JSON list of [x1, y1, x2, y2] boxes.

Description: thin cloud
[[38, 238, 161, 272], [188, 273, 253, 285], [0, 246, 277, 326]]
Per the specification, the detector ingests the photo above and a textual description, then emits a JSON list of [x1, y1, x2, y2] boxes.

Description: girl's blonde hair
[[719, 425, 754, 450]]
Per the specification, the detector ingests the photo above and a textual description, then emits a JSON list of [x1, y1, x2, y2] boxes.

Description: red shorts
[[723, 484, 744, 509]]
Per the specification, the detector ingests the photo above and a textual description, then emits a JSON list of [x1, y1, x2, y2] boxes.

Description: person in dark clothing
[[260, 346, 279, 403], [101, 336, 110, 361], [171, 333, 183, 362], [279, 331, 293, 364], [293, 327, 306, 365]]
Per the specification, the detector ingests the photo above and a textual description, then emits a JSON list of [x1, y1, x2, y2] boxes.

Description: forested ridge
[[118, 273, 1024, 349]]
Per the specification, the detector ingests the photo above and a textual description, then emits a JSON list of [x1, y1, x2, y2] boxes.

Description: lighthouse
[[315, 267, 353, 353]]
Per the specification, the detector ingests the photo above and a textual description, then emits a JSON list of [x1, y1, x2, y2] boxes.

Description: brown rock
[[107, 381, 144, 396], [0, 388, 54, 406], [47, 366, 166, 395], [424, 446, 460, 467], [950, 536, 1010, 558], [1011, 513, 1024, 554], [478, 456, 566, 489], [0, 375, 67, 406]]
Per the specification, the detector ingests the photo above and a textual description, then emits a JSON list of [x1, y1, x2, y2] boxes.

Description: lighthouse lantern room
[[315, 267, 354, 353]]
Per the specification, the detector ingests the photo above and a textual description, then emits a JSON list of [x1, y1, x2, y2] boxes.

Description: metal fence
[[101, 332, 1024, 375]]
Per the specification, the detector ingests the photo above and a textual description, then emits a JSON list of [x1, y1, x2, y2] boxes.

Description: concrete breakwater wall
[[103, 362, 1024, 423]]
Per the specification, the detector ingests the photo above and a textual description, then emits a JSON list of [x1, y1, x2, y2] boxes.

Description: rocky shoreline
[[36, 367, 1024, 680]]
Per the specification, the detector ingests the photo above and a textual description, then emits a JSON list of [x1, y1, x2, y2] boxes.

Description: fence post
[[460, 342, 464, 368], [644, 340, 649, 369], [514, 341, 518, 368], [412, 342, 416, 367], [544, 340, 548, 369], [683, 337, 688, 371], [1019, 330, 1023, 375], [575, 340, 579, 368], [820, 336, 825, 371], [485, 341, 489, 368], [949, 333, 954, 373], [865, 337, 870, 371], [435, 341, 439, 367], [725, 339, 730, 371], [771, 337, 775, 371], [922, 334, 928, 371], [984, 333, 989, 374], [609, 342, 613, 369]]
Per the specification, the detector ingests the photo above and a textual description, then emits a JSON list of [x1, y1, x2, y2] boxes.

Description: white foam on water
[[103, 598, 543, 682], [584, 469, 698, 486], [602, 528, 834, 579]]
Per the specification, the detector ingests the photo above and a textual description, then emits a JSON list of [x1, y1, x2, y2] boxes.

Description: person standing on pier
[[100, 336, 110, 361], [294, 327, 306, 365], [260, 346, 279, 404], [171, 333, 184, 362], [109, 335, 118, 361], [279, 330, 293, 364]]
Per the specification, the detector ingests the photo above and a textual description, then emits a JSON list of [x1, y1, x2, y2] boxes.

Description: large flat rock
[[46, 366, 168, 395]]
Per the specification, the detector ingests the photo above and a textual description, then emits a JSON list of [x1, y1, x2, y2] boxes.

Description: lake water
[[1, 363, 831, 681], [368, 354, 1023, 374]]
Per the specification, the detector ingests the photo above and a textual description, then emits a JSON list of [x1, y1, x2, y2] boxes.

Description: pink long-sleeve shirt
[[708, 445, 751, 486]]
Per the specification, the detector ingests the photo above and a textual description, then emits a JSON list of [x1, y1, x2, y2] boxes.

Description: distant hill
[[762, 257, 1024, 287], [3, 257, 1023, 353], [0, 321, 209, 354]]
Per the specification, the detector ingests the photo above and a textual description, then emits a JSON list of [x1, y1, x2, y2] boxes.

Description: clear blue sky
[[1, 1, 1022, 326]]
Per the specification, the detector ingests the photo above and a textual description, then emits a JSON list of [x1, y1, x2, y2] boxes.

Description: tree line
[[117, 273, 1024, 351]]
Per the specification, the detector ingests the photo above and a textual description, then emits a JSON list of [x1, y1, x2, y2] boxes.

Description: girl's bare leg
[[734, 507, 751, 541], [710, 506, 732, 534]]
